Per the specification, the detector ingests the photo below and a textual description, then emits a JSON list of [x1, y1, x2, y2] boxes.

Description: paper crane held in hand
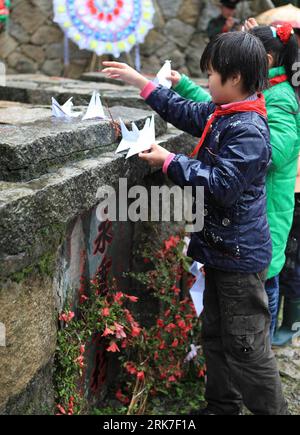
[[116, 115, 156, 159], [154, 60, 172, 89]]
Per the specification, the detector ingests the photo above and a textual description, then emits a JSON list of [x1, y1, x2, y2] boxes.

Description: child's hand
[[244, 18, 258, 32], [102, 61, 149, 90], [139, 143, 171, 168], [166, 70, 182, 88]]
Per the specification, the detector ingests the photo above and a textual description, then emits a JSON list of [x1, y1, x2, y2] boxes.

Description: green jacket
[[174, 66, 300, 279]]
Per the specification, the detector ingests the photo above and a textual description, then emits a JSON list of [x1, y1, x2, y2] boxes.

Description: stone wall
[[0, 0, 274, 79], [0, 74, 198, 414]]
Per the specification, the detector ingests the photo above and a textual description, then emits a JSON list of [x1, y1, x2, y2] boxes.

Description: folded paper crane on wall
[[82, 91, 106, 120], [53, 0, 155, 59], [52, 97, 79, 118], [116, 115, 155, 159], [52, 91, 106, 120]]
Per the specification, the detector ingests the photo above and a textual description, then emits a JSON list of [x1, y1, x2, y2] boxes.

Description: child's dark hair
[[250, 26, 298, 88], [200, 31, 268, 94]]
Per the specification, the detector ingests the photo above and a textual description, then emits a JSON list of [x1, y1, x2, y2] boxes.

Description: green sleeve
[[174, 75, 211, 103], [268, 104, 300, 170]]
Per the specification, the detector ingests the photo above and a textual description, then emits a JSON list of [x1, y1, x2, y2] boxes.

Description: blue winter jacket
[[145, 86, 273, 273]]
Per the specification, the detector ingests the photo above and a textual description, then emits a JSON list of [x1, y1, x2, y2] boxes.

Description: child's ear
[[231, 72, 242, 87], [267, 53, 274, 68]]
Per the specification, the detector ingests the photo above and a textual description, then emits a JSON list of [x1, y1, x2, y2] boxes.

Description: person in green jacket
[[275, 172, 300, 347], [168, 21, 300, 341]]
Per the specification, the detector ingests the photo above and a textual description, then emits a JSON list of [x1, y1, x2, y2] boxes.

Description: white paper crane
[[116, 115, 156, 159], [52, 97, 79, 118], [115, 120, 140, 154], [82, 91, 106, 121], [154, 60, 172, 89]]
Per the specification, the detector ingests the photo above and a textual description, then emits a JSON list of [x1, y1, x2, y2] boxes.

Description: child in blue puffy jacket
[[102, 31, 288, 415]]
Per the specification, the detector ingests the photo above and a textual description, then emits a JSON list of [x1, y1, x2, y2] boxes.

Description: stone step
[[0, 74, 146, 108], [0, 102, 167, 182], [0, 128, 197, 278], [80, 72, 127, 86]]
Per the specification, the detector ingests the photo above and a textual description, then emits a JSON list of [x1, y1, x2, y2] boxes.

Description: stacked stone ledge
[[0, 75, 197, 414]]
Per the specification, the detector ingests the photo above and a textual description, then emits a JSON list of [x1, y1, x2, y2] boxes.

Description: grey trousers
[[202, 267, 289, 415]]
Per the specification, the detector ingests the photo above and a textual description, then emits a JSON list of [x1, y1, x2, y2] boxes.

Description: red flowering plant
[[118, 232, 205, 414], [82, 282, 142, 353], [54, 232, 205, 415]]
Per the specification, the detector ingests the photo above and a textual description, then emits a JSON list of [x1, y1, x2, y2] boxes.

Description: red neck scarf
[[269, 74, 288, 87], [190, 93, 267, 158]]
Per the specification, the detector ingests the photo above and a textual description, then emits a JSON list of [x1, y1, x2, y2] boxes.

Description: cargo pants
[[202, 267, 289, 415]]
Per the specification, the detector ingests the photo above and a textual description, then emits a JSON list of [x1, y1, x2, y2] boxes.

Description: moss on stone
[[6, 220, 68, 284], [9, 252, 57, 283]]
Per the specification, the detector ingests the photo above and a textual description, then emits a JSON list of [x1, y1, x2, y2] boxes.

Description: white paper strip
[[189, 261, 205, 317]]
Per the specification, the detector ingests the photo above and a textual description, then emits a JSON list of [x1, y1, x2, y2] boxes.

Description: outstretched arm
[[141, 83, 213, 137], [102, 61, 214, 138]]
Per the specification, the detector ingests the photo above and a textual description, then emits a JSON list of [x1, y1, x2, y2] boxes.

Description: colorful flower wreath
[[53, 0, 155, 57]]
